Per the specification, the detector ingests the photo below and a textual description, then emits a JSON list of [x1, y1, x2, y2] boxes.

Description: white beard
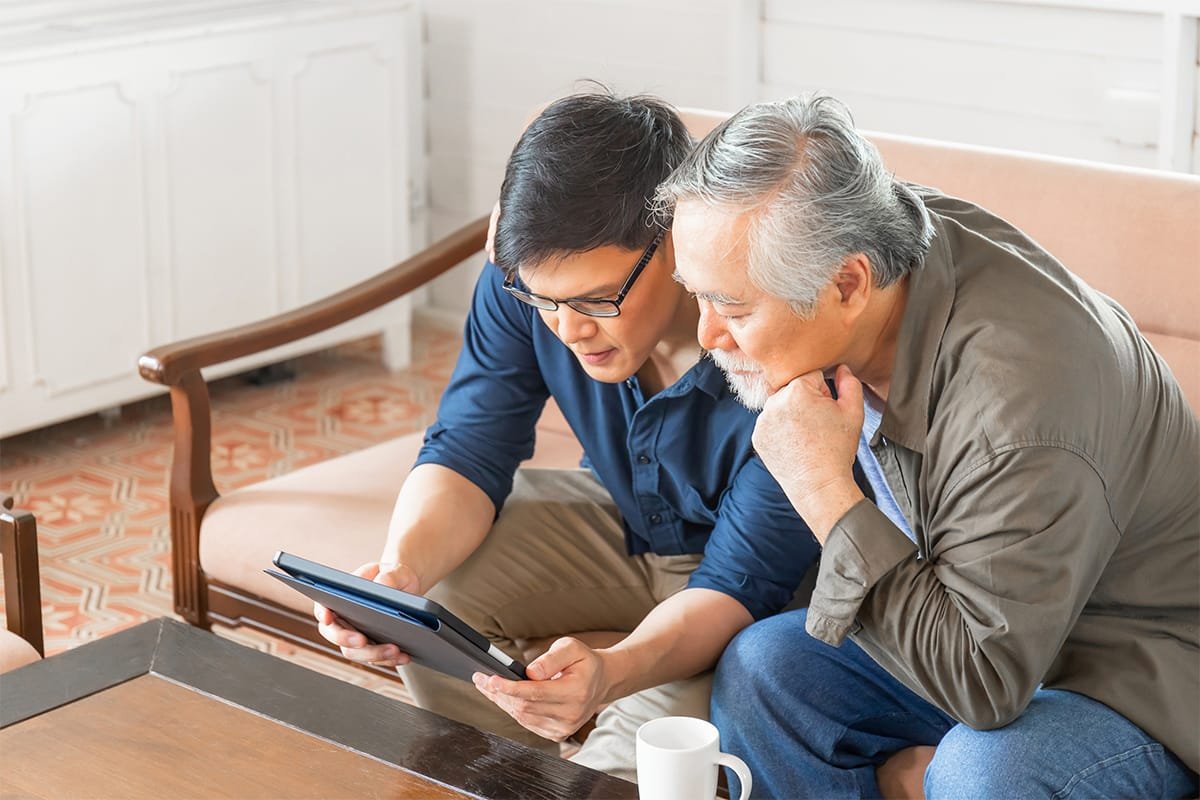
[[708, 350, 770, 411]]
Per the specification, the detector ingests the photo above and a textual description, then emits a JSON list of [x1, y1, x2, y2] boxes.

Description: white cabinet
[[0, 1, 425, 438]]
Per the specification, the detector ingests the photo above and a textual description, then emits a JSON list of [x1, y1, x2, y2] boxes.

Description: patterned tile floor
[[0, 321, 463, 700]]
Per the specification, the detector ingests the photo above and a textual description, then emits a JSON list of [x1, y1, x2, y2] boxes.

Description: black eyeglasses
[[502, 230, 665, 318]]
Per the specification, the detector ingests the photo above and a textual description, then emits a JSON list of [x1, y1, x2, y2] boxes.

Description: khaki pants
[[399, 468, 712, 782]]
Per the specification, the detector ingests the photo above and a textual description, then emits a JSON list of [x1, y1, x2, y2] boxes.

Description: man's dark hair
[[493, 88, 692, 274]]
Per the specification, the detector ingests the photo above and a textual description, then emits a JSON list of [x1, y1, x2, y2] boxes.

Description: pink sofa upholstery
[[201, 399, 582, 615], [0, 628, 40, 673]]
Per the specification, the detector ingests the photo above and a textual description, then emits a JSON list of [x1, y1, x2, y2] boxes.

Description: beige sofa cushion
[[0, 628, 40, 672], [200, 404, 584, 613]]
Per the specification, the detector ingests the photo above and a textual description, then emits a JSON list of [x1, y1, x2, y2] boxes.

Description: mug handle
[[716, 752, 753, 800]]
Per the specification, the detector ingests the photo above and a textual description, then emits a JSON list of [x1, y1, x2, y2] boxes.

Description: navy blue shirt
[[415, 262, 820, 620]]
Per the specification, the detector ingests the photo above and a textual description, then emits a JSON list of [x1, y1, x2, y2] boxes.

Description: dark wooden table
[[0, 617, 637, 799]]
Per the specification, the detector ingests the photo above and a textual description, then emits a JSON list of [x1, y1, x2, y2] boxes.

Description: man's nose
[[553, 305, 599, 344], [697, 302, 732, 352]]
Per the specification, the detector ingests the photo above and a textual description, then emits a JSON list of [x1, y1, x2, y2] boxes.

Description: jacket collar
[[877, 213, 956, 455]]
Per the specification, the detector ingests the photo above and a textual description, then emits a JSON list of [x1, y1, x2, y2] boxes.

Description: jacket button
[[637, 454, 650, 464], [649, 513, 663, 524]]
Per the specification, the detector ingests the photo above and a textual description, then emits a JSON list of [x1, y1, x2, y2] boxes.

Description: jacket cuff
[[806, 499, 917, 645]]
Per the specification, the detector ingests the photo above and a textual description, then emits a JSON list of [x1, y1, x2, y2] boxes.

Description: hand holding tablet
[[317, 561, 419, 668], [267, 551, 526, 682]]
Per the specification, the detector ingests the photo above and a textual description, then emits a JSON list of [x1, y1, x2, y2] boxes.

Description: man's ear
[[833, 253, 872, 309]]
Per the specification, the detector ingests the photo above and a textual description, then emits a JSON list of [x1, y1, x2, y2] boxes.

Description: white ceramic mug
[[636, 716, 752, 800]]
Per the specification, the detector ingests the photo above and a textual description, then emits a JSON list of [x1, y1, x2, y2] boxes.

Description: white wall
[[422, 0, 1199, 316]]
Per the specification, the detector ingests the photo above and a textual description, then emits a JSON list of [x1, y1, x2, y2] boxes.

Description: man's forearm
[[600, 588, 753, 703], [782, 473, 865, 545], [380, 463, 495, 591]]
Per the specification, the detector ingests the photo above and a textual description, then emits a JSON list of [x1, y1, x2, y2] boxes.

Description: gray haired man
[[659, 95, 1199, 798]]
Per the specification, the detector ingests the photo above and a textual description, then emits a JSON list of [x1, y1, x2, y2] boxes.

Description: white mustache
[[707, 350, 763, 375], [706, 350, 770, 410]]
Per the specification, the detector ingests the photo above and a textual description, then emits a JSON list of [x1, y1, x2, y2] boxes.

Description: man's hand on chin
[[752, 364, 866, 543]]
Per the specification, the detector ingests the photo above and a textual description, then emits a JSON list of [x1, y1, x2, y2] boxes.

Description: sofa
[[139, 109, 1200, 665]]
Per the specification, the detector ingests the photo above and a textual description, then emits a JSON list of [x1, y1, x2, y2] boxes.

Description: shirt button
[[637, 454, 650, 464], [649, 513, 663, 524]]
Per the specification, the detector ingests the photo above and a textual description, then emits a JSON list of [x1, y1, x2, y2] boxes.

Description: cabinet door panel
[[0, 4, 419, 437], [18, 84, 149, 396], [294, 47, 393, 303], [165, 64, 278, 341]]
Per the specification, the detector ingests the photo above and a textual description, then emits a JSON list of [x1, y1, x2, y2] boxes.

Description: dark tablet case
[[266, 552, 525, 682]]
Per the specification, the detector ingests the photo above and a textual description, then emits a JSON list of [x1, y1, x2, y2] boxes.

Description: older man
[[659, 95, 1199, 798]]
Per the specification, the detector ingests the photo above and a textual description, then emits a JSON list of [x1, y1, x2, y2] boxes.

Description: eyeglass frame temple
[[611, 228, 666, 304]]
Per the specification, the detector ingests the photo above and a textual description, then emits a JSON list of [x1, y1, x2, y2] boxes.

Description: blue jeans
[[712, 609, 1199, 799]]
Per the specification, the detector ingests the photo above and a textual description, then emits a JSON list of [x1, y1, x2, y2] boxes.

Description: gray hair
[[652, 94, 933, 317]]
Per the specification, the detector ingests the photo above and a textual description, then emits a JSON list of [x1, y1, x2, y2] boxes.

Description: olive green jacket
[[807, 192, 1200, 772]]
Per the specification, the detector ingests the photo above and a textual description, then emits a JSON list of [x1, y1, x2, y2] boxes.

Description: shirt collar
[[623, 353, 728, 401], [877, 213, 956, 454], [682, 355, 731, 399]]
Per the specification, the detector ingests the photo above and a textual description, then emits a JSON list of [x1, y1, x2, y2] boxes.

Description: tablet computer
[[266, 551, 526, 682]]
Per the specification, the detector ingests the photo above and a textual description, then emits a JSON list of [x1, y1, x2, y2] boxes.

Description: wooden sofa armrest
[[137, 215, 487, 625], [1, 494, 45, 657]]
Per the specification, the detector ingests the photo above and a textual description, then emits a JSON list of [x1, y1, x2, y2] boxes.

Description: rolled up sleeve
[[688, 454, 821, 620], [415, 262, 550, 512], [806, 499, 916, 643]]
